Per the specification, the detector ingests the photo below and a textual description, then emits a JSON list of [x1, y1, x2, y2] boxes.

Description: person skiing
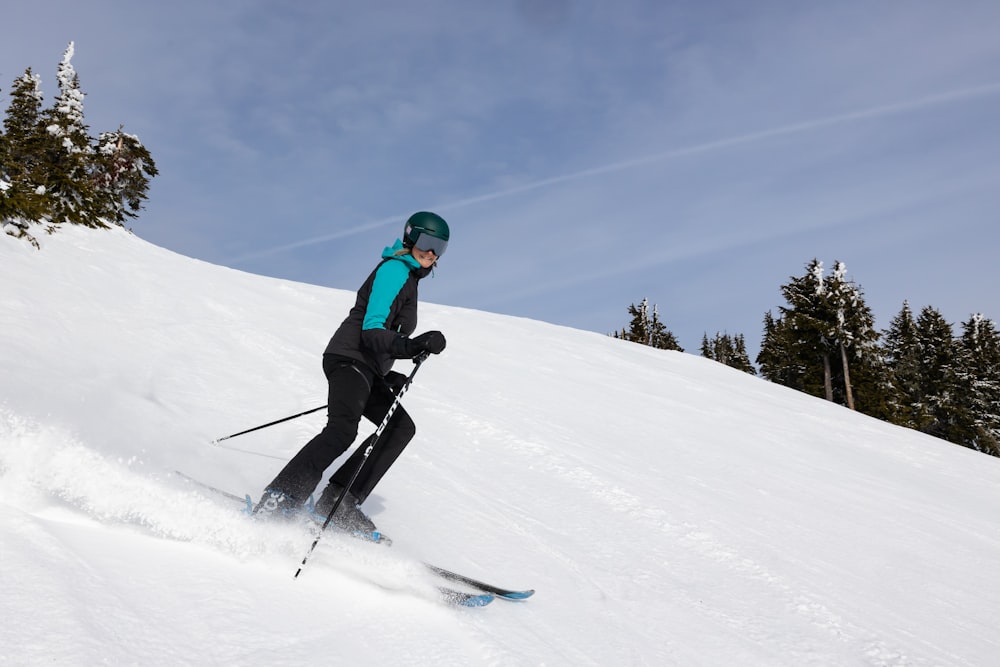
[[252, 211, 450, 536]]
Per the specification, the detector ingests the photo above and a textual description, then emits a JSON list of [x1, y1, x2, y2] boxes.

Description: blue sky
[[4, 0, 1000, 358]]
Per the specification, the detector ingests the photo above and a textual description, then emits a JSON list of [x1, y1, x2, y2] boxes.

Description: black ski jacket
[[324, 241, 431, 376]]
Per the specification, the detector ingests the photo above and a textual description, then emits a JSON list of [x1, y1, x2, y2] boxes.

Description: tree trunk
[[840, 343, 855, 410], [823, 354, 833, 402]]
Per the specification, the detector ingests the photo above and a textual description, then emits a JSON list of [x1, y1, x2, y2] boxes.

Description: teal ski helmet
[[403, 211, 450, 258]]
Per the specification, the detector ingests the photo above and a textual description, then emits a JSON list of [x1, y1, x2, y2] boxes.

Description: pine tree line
[[612, 261, 999, 458], [611, 298, 757, 372], [0, 42, 157, 246], [759, 260, 999, 457], [700, 332, 756, 376]]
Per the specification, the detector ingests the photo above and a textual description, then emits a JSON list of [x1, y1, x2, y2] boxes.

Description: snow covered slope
[[2, 226, 999, 666]]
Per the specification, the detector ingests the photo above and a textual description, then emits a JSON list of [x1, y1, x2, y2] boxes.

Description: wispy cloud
[[231, 80, 1000, 264]]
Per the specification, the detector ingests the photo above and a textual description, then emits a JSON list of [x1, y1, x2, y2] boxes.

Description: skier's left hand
[[392, 330, 447, 359], [411, 330, 447, 355]]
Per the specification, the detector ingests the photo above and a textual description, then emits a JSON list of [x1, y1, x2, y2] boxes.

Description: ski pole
[[295, 352, 430, 578], [211, 405, 327, 444]]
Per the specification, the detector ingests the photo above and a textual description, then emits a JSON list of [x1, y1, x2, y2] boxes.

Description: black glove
[[391, 330, 447, 359]]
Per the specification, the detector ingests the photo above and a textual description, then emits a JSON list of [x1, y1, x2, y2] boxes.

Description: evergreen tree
[[0, 80, 5, 184], [883, 301, 922, 427], [0, 81, 7, 225], [912, 306, 961, 441], [618, 298, 651, 345], [731, 334, 756, 375], [649, 303, 683, 351], [883, 305, 998, 456], [41, 42, 99, 227], [955, 314, 1000, 456], [757, 310, 807, 389], [824, 261, 881, 410], [3, 43, 158, 241], [766, 259, 886, 413], [701, 331, 756, 375], [711, 333, 734, 364], [612, 298, 683, 351], [779, 259, 837, 400], [1, 68, 51, 239], [91, 127, 158, 225]]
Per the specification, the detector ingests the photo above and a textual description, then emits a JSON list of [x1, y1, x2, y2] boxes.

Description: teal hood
[[382, 239, 422, 270]]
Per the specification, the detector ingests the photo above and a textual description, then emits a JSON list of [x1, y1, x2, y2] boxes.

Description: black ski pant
[[265, 354, 415, 506]]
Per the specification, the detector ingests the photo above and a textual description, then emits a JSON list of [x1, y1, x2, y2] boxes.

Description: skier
[[252, 211, 450, 535]]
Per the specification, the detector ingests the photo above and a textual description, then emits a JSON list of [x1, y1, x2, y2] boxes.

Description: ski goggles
[[410, 232, 448, 258]]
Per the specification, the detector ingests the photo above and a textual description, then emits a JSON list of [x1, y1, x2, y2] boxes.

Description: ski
[[424, 563, 535, 600], [173, 470, 388, 542], [174, 470, 248, 506], [439, 588, 495, 607], [174, 471, 532, 603]]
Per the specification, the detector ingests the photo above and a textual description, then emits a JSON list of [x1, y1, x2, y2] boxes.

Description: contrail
[[231, 81, 1000, 264]]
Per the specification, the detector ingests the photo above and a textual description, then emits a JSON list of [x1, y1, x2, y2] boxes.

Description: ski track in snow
[[425, 407, 966, 666]]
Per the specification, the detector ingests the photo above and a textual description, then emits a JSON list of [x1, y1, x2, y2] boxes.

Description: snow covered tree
[[883, 305, 998, 456], [3, 43, 159, 241], [647, 303, 683, 351], [764, 259, 887, 413], [954, 314, 1000, 456], [612, 298, 683, 351], [701, 332, 756, 375], [883, 302, 922, 427], [618, 298, 651, 345], [779, 259, 838, 400], [0, 82, 7, 229], [41, 42, 99, 227], [1, 69, 51, 243], [824, 261, 881, 410], [91, 127, 158, 225], [0, 82, 5, 186], [910, 307, 961, 440]]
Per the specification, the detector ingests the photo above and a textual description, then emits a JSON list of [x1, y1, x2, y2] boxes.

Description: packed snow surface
[[2, 226, 999, 665]]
